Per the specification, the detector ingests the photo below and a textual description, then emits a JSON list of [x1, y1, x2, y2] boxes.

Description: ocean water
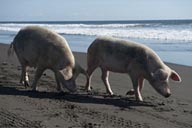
[[0, 20, 192, 66]]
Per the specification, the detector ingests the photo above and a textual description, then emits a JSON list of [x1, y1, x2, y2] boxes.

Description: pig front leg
[[127, 77, 144, 95], [54, 73, 62, 92], [32, 67, 45, 91], [128, 76, 144, 101]]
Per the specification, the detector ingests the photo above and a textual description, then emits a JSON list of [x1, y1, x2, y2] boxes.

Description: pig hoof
[[57, 90, 62, 93], [126, 89, 135, 95], [109, 94, 115, 97], [103, 94, 115, 98], [21, 81, 30, 88], [56, 87, 62, 92], [87, 90, 94, 95], [57, 91, 68, 96], [108, 92, 114, 96], [24, 81, 30, 88], [136, 97, 143, 102], [85, 87, 92, 92], [20, 81, 25, 86], [137, 99, 143, 102], [31, 89, 37, 93], [32, 87, 37, 92]]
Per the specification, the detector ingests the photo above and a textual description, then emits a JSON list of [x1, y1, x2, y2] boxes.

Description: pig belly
[[101, 57, 129, 73]]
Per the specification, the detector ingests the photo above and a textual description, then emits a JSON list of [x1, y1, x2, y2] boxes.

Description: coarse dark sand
[[0, 43, 191, 128]]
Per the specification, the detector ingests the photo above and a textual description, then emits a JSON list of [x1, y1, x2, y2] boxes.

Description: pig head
[[148, 67, 181, 98]]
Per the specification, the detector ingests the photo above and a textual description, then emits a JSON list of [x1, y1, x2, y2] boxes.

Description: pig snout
[[164, 88, 171, 98], [151, 81, 172, 98], [156, 85, 171, 98]]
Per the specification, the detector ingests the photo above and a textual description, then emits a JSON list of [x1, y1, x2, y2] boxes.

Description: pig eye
[[160, 74, 168, 81], [158, 70, 169, 81], [151, 69, 169, 82]]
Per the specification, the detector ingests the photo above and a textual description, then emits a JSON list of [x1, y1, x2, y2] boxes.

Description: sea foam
[[0, 22, 192, 42]]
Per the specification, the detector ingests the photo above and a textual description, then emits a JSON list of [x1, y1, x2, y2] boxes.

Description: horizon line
[[0, 19, 192, 23]]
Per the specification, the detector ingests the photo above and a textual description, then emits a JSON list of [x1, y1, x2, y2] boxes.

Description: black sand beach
[[0, 43, 192, 128]]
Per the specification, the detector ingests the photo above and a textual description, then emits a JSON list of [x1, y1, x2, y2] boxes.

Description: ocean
[[0, 20, 192, 66]]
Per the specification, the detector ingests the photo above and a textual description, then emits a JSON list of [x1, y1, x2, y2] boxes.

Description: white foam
[[0, 23, 192, 42]]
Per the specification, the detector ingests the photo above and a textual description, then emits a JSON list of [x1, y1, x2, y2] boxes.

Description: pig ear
[[170, 70, 181, 82], [59, 68, 73, 80]]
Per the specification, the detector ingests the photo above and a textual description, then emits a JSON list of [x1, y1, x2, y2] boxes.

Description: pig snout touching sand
[[8, 26, 86, 92], [86, 36, 181, 101]]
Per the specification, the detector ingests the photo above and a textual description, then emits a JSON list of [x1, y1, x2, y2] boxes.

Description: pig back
[[88, 36, 165, 73], [88, 37, 148, 63], [13, 26, 74, 68]]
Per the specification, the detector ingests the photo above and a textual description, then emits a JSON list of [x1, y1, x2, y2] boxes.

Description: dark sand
[[0, 43, 191, 128]]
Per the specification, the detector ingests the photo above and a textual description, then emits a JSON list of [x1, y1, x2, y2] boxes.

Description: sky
[[0, 0, 192, 21]]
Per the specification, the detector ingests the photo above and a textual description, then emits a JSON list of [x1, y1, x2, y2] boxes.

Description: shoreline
[[1, 42, 191, 67], [1, 32, 192, 66]]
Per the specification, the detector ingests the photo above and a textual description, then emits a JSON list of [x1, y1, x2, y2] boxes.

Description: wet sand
[[0, 43, 192, 128]]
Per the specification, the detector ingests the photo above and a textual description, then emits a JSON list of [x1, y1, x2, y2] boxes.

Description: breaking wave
[[0, 21, 192, 42]]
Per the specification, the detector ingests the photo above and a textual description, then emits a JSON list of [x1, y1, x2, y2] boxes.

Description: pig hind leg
[[101, 67, 114, 95], [54, 72, 62, 92], [20, 65, 30, 87], [85, 65, 97, 92], [85, 55, 99, 92], [32, 67, 45, 91], [17, 55, 30, 87]]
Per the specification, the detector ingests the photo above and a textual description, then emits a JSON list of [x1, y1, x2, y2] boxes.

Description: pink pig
[[86, 36, 181, 101]]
